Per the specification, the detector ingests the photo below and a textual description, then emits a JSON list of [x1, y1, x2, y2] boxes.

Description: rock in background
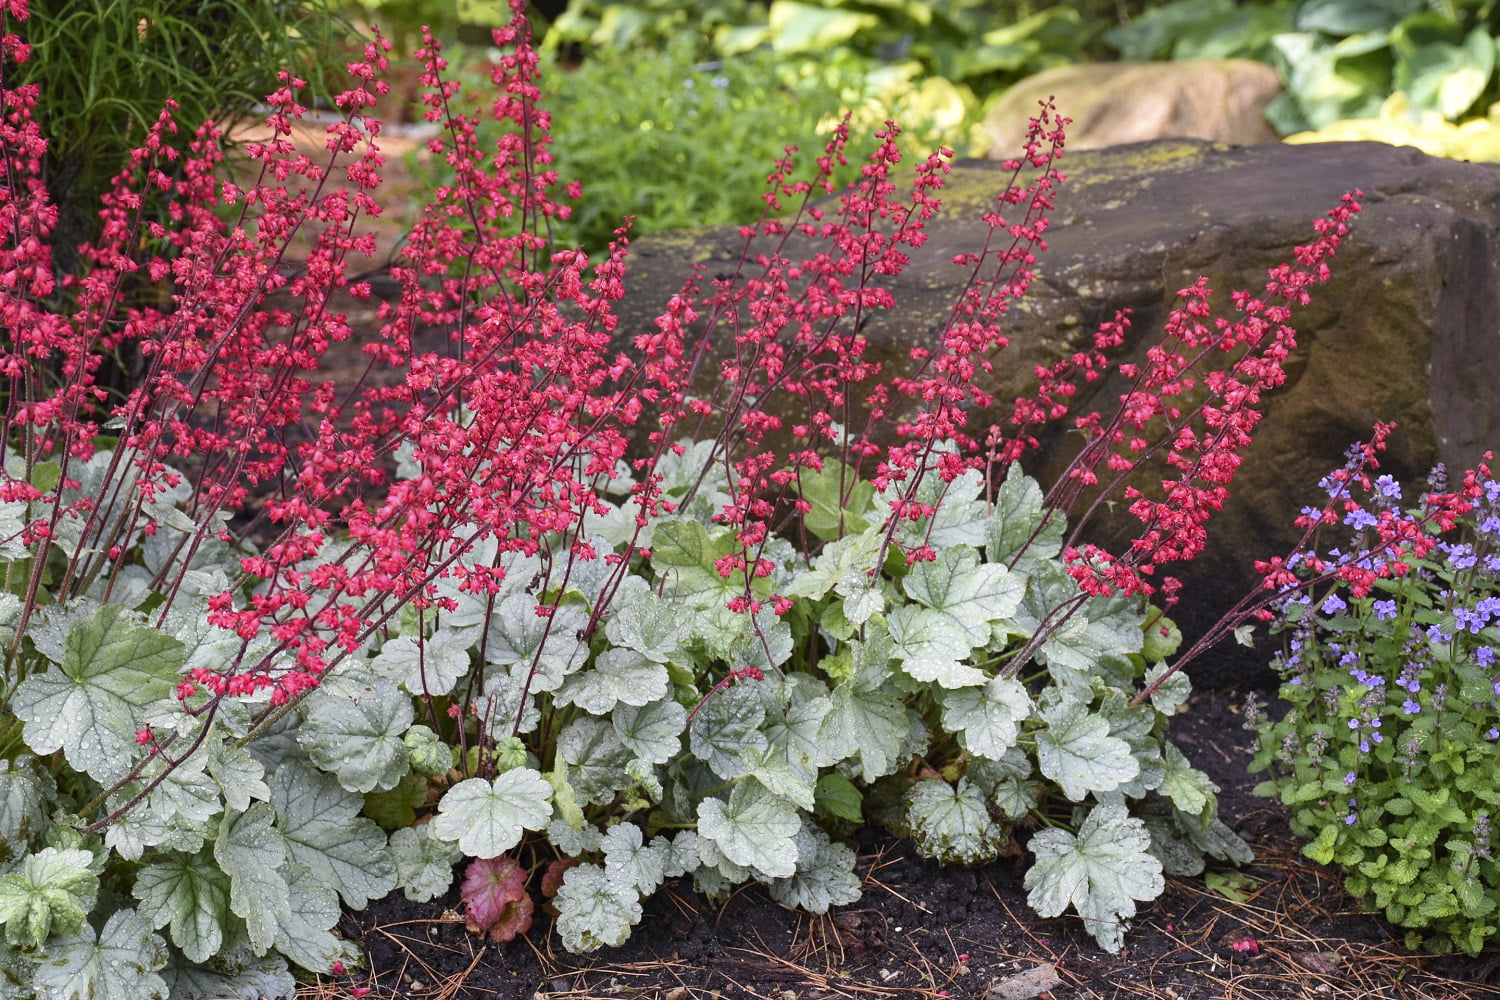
[[979, 60, 1282, 153], [617, 140, 1500, 685]]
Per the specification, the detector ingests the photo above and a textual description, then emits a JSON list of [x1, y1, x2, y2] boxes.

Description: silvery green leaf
[[484, 592, 589, 691], [1035, 595, 1145, 689], [648, 520, 742, 611], [0, 592, 19, 657], [430, 771, 553, 857], [1141, 814, 1208, 877], [903, 547, 1025, 646], [103, 789, 207, 862], [605, 589, 690, 663], [888, 605, 986, 689], [1144, 662, 1191, 715], [985, 465, 1062, 566], [767, 829, 861, 914], [840, 578, 886, 626], [1159, 743, 1218, 821], [272, 864, 342, 973], [847, 618, 895, 692], [0, 758, 54, 861], [1024, 803, 1164, 953], [554, 648, 668, 715], [744, 746, 816, 813], [0, 847, 98, 949], [601, 823, 665, 895], [389, 826, 461, 903], [939, 676, 1031, 760], [131, 851, 230, 964], [31, 908, 167, 1000], [0, 504, 29, 560], [662, 831, 700, 879], [554, 863, 641, 953], [696, 782, 801, 879], [725, 607, 794, 673], [1035, 701, 1139, 801], [213, 804, 288, 954], [688, 683, 767, 782], [1178, 811, 1253, 865], [135, 753, 221, 831], [905, 779, 1006, 866], [783, 531, 882, 601], [404, 724, 452, 777], [157, 949, 293, 1000], [296, 679, 413, 794], [558, 716, 635, 805], [626, 759, 663, 803], [206, 740, 269, 814], [271, 762, 395, 909], [612, 699, 686, 765], [875, 465, 990, 549], [12, 604, 184, 785], [25, 599, 99, 667], [478, 669, 540, 737], [819, 685, 907, 780], [990, 777, 1041, 820], [369, 629, 474, 698], [546, 818, 603, 858]]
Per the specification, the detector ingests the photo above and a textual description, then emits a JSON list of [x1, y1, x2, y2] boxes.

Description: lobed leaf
[[271, 762, 395, 909], [296, 679, 414, 795], [1035, 701, 1139, 801], [131, 852, 230, 965], [389, 826, 461, 903], [431, 771, 553, 858], [905, 779, 1007, 866], [0, 848, 98, 950], [697, 781, 801, 879], [31, 908, 167, 1000], [554, 864, 641, 953]]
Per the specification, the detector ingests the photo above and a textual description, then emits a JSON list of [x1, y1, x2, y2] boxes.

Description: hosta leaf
[[272, 762, 395, 909], [0, 848, 98, 949], [612, 699, 686, 764], [903, 547, 1025, 646], [213, 803, 288, 955], [697, 781, 801, 879], [12, 604, 184, 784], [389, 826, 461, 902], [1035, 701, 1139, 801], [819, 685, 908, 780], [768, 829, 861, 913], [296, 679, 414, 794], [32, 908, 167, 1000], [369, 629, 473, 698], [940, 677, 1031, 760], [273, 864, 344, 973], [1024, 803, 1165, 953], [601, 823, 666, 895], [905, 779, 1006, 866], [0, 758, 54, 862], [688, 683, 767, 781], [1160, 742, 1218, 821], [131, 851, 230, 965], [430, 771, 553, 858], [888, 605, 986, 688], [554, 648, 668, 715], [554, 863, 642, 953]]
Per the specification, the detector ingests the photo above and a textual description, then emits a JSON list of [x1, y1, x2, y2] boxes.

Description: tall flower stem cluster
[[0, 0, 1386, 980]]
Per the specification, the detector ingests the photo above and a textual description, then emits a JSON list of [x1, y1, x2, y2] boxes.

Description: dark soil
[[317, 683, 1500, 1000]]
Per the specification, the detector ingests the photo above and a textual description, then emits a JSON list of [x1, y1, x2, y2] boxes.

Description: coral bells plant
[[0, 0, 1372, 992], [1250, 443, 1500, 955]]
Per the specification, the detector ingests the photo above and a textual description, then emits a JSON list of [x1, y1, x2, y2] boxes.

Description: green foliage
[[1104, 0, 1500, 135], [1251, 470, 1500, 955], [11, 0, 353, 250]]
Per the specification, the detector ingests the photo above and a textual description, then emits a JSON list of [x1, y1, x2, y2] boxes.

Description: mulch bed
[[302, 685, 1500, 1000]]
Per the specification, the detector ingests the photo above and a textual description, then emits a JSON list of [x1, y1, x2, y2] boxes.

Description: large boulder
[[616, 140, 1500, 685], [979, 60, 1282, 154]]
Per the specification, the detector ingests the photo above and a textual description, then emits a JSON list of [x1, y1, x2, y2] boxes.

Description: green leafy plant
[[1250, 446, 1500, 954]]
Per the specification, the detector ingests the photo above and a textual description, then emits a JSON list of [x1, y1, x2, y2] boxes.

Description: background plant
[[0, 0, 1369, 993], [1250, 446, 1500, 955]]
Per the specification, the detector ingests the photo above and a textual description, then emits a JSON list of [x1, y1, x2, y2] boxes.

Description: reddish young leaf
[[540, 857, 578, 899], [460, 856, 534, 942]]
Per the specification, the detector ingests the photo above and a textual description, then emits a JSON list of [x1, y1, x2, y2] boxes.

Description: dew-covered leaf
[[940, 676, 1031, 760], [905, 779, 1006, 866], [985, 465, 1061, 566], [1143, 661, 1191, 715], [389, 826, 461, 903], [1160, 742, 1218, 821], [1035, 701, 1139, 801], [688, 683, 767, 781], [205, 740, 269, 814], [697, 781, 801, 879], [1024, 803, 1164, 953], [601, 823, 666, 896], [796, 458, 874, 541], [296, 679, 413, 795], [554, 863, 642, 953], [767, 829, 861, 913], [369, 629, 473, 698], [273, 864, 344, 973], [31, 908, 167, 1000], [271, 761, 395, 909], [554, 648, 668, 715], [131, 851, 230, 964], [903, 547, 1025, 646], [558, 716, 635, 805], [157, 947, 293, 1000], [484, 592, 589, 691], [612, 699, 686, 764], [0, 848, 98, 950], [0, 758, 54, 861], [888, 605, 986, 688], [12, 604, 184, 784], [604, 589, 691, 663], [213, 803, 288, 955], [783, 531, 882, 602], [430, 772, 553, 858], [819, 685, 907, 780]]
